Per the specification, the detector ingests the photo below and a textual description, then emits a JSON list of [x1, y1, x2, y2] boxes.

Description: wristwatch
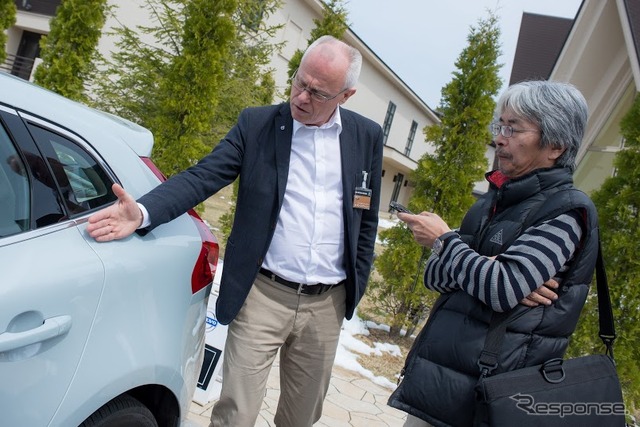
[[432, 231, 459, 256]]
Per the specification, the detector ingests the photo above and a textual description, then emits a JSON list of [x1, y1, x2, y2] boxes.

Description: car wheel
[[79, 395, 158, 427]]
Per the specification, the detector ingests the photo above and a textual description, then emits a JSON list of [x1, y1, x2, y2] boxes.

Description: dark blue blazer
[[138, 103, 383, 324]]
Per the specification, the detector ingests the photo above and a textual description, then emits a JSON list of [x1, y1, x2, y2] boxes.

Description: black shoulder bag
[[473, 240, 626, 426]]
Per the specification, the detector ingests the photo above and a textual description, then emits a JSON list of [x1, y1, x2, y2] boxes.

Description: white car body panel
[[0, 71, 214, 426], [0, 224, 104, 426]]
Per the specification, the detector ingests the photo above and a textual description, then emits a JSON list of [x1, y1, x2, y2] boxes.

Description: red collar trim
[[487, 170, 509, 188]]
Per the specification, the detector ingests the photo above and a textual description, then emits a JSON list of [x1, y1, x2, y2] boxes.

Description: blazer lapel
[[340, 111, 358, 198], [275, 104, 294, 205], [340, 112, 358, 242]]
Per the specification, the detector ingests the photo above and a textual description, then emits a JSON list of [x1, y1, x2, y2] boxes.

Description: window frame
[[0, 106, 119, 238], [405, 120, 418, 156], [25, 121, 118, 216], [382, 101, 396, 145]]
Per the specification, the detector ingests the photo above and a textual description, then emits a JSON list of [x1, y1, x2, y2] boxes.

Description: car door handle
[[0, 315, 72, 353]]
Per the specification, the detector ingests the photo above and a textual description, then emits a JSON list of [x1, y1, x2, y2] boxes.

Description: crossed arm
[[398, 210, 582, 311]]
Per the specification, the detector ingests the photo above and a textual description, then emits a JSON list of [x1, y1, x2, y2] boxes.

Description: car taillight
[[141, 156, 220, 294], [188, 210, 219, 293]]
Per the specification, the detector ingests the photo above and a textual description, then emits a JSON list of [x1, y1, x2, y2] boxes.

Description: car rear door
[[0, 107, 108, 426]]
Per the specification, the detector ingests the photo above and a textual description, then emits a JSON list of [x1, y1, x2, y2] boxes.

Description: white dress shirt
[[262, 108, 346, 285], [138, 108, 347, 285]]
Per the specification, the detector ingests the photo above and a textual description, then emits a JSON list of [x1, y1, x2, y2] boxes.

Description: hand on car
[[87, 184, 143, 242], [521, 278, 559, 307]]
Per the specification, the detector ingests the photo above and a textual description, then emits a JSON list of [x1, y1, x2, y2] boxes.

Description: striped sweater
[[425, 210, 583, 312]]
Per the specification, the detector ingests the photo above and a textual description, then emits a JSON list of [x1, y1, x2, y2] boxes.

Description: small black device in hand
[[389, 201, 413, 214]]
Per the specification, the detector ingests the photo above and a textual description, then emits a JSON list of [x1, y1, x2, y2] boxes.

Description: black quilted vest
[[388, 167, 599, 427]]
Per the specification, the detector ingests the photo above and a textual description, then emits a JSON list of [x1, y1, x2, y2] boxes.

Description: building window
[[16, 1, 61, 16], [405, 120, 417, 156], [382, 101, 396, 145]]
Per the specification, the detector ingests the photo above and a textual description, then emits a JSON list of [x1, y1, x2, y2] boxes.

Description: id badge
[[353, 187, 372, 210]]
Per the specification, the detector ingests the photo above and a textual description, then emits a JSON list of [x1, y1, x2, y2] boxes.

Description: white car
[[0, 71, 219, 427]]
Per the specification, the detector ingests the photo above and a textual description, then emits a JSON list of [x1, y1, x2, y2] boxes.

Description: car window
[[27, 123, 117, 215], [0, 125, 30, 238]]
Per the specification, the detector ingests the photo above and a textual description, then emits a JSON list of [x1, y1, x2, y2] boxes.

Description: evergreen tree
[[0, 0, 16, 65], [33, 0, 108, 102], [92, 0, 281, 183], [367, 12, 502, 336], [91, 0, 237, 177], [214, 0, 283, 243], [211, 0, 282, 142], [147, 0, 237, 176], [93, 0, 281, 246], [567, 95, 640, 416]]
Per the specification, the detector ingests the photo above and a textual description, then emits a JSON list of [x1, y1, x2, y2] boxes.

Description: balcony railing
[[14, 0, 62, 16], [1, 53, 36, 81]]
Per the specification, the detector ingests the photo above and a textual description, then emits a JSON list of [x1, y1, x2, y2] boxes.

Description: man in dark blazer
[[88, 35, 383, 427]]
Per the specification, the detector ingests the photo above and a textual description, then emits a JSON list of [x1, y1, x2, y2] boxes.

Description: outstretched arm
[[87, 183, 143, 242]]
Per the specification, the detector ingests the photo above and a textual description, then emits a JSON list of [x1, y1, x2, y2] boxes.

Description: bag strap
[[477, 237, 616, 377], [595, 238, 616, 356]]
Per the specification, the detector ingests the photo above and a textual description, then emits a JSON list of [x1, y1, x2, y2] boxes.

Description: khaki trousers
[[209, 274, 346, 427]]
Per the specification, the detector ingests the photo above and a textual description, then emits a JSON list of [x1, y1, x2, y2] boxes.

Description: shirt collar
[[293, 106, 343, 135]]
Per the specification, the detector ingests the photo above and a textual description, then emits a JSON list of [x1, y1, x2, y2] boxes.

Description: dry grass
[[199, 187, 413, 382], [353, 327, 414, 383]]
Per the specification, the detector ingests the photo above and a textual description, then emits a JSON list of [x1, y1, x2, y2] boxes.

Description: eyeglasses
[[489, 123, 540, 138], [290, 69, 347, 103]]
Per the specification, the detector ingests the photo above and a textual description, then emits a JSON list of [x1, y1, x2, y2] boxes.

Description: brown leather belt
[[259, 268, 345, 295]]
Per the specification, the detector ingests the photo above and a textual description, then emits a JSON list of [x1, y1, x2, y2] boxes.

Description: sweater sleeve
[[424, 211, 583, 312]]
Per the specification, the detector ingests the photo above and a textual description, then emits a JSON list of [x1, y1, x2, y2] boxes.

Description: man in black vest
[[388, 81, 598, 427]]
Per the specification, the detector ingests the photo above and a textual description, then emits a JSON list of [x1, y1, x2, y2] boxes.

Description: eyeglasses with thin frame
[[489, 123, 540, 138], [290, 69, 347, 103]]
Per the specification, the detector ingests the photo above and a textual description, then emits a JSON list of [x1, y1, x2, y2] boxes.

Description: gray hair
[[495, 80, 588, 170], [302, 35, 362, 89]]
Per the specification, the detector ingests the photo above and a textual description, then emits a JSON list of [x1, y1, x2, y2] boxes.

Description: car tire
[[79, 395, 158, 427]]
